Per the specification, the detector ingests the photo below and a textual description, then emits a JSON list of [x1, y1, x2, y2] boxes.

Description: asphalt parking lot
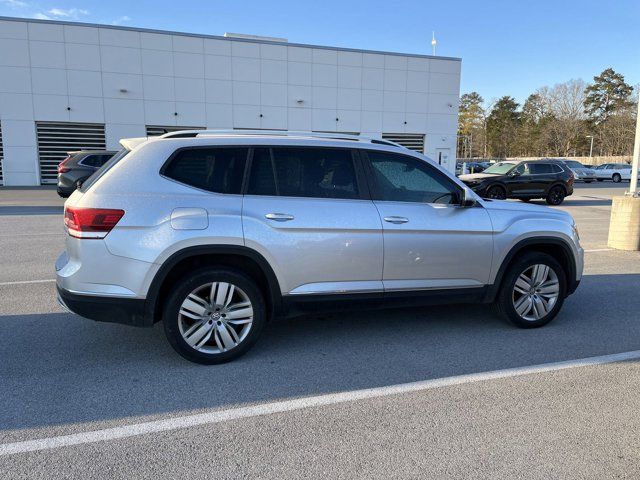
[[1, 183, 640, 478]]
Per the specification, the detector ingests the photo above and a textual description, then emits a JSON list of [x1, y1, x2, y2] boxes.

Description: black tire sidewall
[[488, 185, 506, 200], [163, 268, 266, 364], [613, 174, 621, 183], [546, 186, 565, 205], [496, 252, 566, 328]]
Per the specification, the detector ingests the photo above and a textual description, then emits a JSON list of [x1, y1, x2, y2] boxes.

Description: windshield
[[565, 161, 584, 168], [483, 162, 517, 175], [79, 148, 130, 192]]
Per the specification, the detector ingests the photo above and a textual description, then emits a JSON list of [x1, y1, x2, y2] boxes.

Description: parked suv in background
[[56, 131, 583, 364], [458, 159, 574, 205], [57, 150, 117, 197]]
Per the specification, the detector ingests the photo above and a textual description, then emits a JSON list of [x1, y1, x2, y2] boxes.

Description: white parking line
[[0, 279, 55, 286], [584, 248, 614, 253], [2, 349, 640, 456]]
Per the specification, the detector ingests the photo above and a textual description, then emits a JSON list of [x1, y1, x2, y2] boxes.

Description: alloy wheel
[[178, 282, 254, 354], [548, 187, 564, 205], [512, 264, 560, 321], [487, 186, 506, 200]]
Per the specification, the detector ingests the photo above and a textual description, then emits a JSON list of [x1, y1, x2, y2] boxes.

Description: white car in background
[[594, 163, 637, 183], [560, 160, 597, 183]]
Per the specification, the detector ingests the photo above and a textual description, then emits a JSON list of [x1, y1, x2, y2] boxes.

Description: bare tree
[[536, 79, 588, 156]]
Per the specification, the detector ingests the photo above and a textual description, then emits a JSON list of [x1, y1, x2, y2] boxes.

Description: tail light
[[57, 156, 72, 174], [64, 207, 125, 239]]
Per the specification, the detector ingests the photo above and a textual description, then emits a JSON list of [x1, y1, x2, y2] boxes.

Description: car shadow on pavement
[[524, 198, 612, 207], [1, 273, 640, 435]]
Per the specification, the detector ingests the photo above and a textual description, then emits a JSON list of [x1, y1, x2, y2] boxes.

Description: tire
[[486, 185, 507, 200], [495, 252, 566, 328], [584, 180, 592, 184], [545, 185, 565, 205], [612, 173, 622, 183], [163, 267, 266, 364]]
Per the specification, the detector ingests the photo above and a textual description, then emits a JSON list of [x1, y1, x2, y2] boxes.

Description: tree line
[[457, 68, 638, 159]]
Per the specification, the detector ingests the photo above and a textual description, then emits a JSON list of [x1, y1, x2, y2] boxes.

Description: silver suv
[[56, 131, 583, 364]]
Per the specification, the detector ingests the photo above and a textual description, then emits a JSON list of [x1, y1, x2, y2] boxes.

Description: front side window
[[366, 151, 460, 204], [163, 147, 248, 194], [247, 147, 359, 199]]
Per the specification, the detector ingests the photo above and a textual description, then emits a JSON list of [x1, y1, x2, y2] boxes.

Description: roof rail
[[159, 129, 406, 149]]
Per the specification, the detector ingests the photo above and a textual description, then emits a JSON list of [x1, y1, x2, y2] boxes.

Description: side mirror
[[460, 189, 476, 207]]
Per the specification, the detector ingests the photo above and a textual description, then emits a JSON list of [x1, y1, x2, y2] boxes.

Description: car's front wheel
[[163, 268, 266, 364], [486, 185, 507, 200], [612, 173, 622, 183], [495, 252, 566, 328]]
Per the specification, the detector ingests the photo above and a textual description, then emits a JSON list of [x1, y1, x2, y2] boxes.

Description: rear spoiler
[[119, 137, 149, 151]]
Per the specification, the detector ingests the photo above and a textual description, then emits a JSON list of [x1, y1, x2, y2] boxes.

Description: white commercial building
[[0, 16, 461, 186]]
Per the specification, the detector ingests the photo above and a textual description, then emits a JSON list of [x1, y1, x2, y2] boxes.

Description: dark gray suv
[[57, 150, 117, 198]]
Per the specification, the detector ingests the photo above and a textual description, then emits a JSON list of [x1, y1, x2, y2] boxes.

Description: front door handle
[[265, 213, 295, 222], [384, 216, 409, 224]]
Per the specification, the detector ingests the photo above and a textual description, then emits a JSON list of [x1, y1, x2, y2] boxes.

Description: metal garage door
[[36, 122, 106, 184], [381, 133, 425, 153], [0, 123, 4, 186], [146, 125, 205, 137]]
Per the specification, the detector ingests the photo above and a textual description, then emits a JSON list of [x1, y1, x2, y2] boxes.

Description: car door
[[361, 149, 494, 291], [597, 164, 612, 179], [242, 146, 384, 296], [528, 162, 556, 193]]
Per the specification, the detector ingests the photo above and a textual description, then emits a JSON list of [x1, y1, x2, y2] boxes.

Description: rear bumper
[[57, 285, 148, 327]]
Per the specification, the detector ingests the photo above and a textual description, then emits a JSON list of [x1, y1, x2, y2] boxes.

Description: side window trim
[[361, 149, 463, 205]]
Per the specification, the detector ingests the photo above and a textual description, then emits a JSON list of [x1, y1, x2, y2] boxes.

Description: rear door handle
[[384, 216, 409, 224], [265, 213, 295, 222]]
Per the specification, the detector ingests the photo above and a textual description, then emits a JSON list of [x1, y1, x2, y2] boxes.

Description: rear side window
[[163, 148, 248, 194], [529, 163, 553, 174], [247, 147, 359, 199], [551, 164, 563, 173]]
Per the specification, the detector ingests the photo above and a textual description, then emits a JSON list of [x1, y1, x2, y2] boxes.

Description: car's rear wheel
[[486, 185, 507, 200], [612, 173, 622, 183], [495, 252, 566, 328], [545, 185, 565, 205], [163, 268, 266, 364]]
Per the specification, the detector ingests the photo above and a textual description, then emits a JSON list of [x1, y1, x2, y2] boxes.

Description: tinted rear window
[[529, 163, 553, 174], [80, 154, 113, 168], [163, 147, 248, 194], [247, 147, 359, 199]]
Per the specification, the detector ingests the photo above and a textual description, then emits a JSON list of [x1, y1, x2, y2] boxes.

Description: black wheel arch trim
[[484, 236, 579, 303], [144, 245, 283, 326]]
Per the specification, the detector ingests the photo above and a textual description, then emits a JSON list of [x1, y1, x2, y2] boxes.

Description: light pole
[[629, 95, 640, 196], [586, 135, 594, 160], [608, 95, 640, 250]]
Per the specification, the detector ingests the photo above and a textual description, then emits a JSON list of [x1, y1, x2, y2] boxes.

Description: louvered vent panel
[[381, 133, 425, 153], [36, 122, 106, 184]]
